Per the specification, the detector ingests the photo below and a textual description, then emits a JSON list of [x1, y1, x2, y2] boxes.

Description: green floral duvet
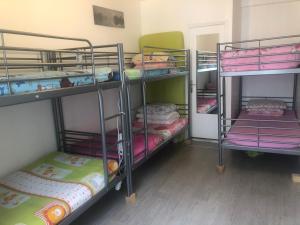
[[0, 152, 118, 225]]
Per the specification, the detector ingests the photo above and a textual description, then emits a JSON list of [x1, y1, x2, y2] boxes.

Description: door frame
[[188, 22, 226, 139]]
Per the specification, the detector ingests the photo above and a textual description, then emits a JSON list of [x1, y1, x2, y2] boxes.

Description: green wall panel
[[139, 31, 186, 104]]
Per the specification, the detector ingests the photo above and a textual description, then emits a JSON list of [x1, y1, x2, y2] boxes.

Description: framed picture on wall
[[93, 5, 125, 28]]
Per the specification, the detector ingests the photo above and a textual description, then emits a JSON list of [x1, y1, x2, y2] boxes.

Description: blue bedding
[[125, 68, 170, 80], [0, 68, 113, 96]]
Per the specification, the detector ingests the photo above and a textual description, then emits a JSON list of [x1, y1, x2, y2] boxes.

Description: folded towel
[[136, 111, 179, 121], [137, 116, 178, 125], [137, 103, 177, 115]]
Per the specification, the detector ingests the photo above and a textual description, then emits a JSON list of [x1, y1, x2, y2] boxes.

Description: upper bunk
[[0, 29, 125, 107], [218, 34, 300, 77], [124, 46, 190, 84]]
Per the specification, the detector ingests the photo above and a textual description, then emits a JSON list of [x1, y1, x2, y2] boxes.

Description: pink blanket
[[67, 131, 163, 162], [133, 118, 188, 140], [221, 44, 300, 72], [197, 97, 217, 113], [132, 133, 163, 162], [226, 110, 300, 149]]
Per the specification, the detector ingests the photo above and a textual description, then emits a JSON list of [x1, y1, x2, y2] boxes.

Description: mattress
[[0, 152, 118, 225], [125, 68, 170, 80], [136, 111, 180, 125], [133, 117, 188, 140], [67, 131, 163, 163], [0, 67, 113, 96], [221, 44, 300, 72], [197, 97, 217, 113], [226, 110, 300, 149]]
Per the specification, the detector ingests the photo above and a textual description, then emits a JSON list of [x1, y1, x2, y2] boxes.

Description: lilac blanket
[[226, 110, 300, 149], [221, 44, 300, 72]]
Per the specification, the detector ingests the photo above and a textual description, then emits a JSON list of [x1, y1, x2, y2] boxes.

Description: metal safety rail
[[125, 46, 191, 168], [0, 29, 132, 225], [219, 34, 300, 77], [197, 88, 217, 97], [222, 95, 297, 152], [221, 118, 300, 156], [0, 29, 97, 107], [217, 34, 300, 169]]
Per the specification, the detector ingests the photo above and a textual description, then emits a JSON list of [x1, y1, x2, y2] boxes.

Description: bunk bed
[[125, 46, 191, 168], [196, 50, 217, 114], [217, 34, 300, 172], [0, 30, 132, 225]]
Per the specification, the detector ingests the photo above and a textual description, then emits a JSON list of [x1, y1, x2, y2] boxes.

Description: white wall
[[241, 0, 300, 40], [140, 0, 234, 46], [240, 0, 300, 98], [0, 101, 56, 178], [0, 0, 141, 177], [0, 0, 141, 50]]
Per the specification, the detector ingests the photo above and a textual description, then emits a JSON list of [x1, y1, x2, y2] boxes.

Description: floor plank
[[72, 141, 300, 225]]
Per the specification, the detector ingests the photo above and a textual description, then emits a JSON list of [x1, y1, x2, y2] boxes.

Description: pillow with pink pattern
[[247, 108, 284, 117], [246, 99, 287, 110]]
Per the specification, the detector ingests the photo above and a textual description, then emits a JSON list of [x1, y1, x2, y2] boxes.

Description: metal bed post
[[258, 40, 261, 71], [222, 78, 226, 143], [142, 80, 149, 157], [117, 43, 134, 198], [51, 98, 62, 151], [141, 48, 149, 158], [125, 77, 134, 166], [293, 74, 298, 111], [217, 43, 225, 172], [1, 32, 12, 95], [58, 52, 63, 71], [187, 49, 192, 139], [196, 50, 199, 72], [97, 86, 109, 188], [57, 97, 66, 152], [118, 88, 131, 193], [239, 77, 243, 112], [39, 52, 45, 72]]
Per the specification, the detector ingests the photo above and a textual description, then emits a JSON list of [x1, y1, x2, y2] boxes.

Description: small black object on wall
[[93, 5, 125, 28]]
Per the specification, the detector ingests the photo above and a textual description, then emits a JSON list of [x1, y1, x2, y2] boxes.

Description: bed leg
[[126, 193, 137, 205], [292, 173, 300, 183], [216, 165, 225, 173], [184, 139, 192, 145]]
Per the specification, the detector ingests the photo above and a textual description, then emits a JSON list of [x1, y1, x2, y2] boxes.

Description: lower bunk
[[67, 117, 188, 167], [131, 103, 189, 166], [0, 151, 121, 225], [223, 109, 300, 155]]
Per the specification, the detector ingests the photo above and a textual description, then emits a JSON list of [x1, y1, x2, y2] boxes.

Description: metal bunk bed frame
[[196, 50, 218, 114], [0, 29, 133, 224], [125, 46, 191, 170], [217, 34, 300, 171]]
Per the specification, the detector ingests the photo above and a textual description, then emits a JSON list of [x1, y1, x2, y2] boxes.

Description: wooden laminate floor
[[72, 141, 300, 225]]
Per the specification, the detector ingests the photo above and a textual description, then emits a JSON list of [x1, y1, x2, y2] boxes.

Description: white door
[[189, 24, 225, 140]]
